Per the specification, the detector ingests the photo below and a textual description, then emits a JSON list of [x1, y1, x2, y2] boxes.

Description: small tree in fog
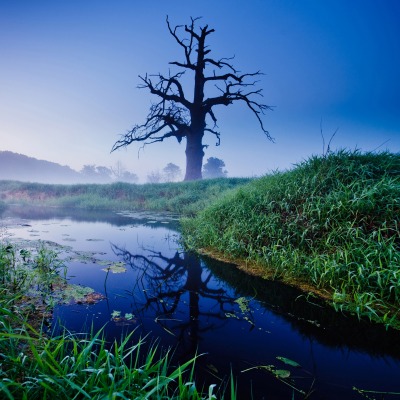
[[80, 165, 112, 182], [163, 163, 182, 182], [80, 165, 97, 179], [147, 170, 163, 183], [96, 166, 113, 181], [202, 157, 227, 179], [111, 161, 139, 183], [120, 171, 139, 183], [111, 161, 126, 180]]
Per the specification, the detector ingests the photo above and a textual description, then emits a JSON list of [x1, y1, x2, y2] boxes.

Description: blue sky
[[1, 0, 399, 181]]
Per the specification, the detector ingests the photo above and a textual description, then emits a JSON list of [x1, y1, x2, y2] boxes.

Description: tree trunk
[[184, 130, 204, 181]]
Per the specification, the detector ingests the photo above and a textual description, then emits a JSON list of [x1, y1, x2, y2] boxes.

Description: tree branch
[[111, 102, 190, 152], [139, 73, 192, 110]]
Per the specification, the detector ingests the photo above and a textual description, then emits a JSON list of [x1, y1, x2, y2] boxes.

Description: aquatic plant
[[0, 303, 229, 399], [0, 242, 234, 399], [0, 244, 30, 292], [182, 150, 400, 328]]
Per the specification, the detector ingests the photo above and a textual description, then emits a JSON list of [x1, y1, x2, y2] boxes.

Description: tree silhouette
[[202, 157, 227, 179], [80, 165, 112, 183], [163, 163, 182, 182], [111, 161, 139, 183], [146, 170, 162, 183], [112, 17, 273, 181]]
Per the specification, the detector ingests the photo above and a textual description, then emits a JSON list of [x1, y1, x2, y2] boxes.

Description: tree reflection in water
[[110, 244, 239, 358]]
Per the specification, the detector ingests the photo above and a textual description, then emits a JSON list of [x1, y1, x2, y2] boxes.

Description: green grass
[[181, 150, 400, 328], [0, 303, 223, 399], [0, 244, 234, 399], [0, 178, 250, 216]]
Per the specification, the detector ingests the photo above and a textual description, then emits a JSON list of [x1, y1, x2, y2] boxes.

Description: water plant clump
[[0, 243, 233, 399], [182, 150, 400, 328], [0, 304, 227, 399]]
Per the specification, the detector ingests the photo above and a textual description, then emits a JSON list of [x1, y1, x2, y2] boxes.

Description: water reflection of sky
[[2, 206, 400, 400]]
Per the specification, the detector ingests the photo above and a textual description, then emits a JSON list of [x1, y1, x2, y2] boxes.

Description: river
[[1, 205, 400, 400]]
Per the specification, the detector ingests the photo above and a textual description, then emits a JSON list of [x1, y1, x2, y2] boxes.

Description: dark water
[[2, 206, 400, 400]]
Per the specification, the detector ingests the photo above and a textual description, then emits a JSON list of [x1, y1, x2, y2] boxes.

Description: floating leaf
[[97, 260, 112, 266], [83, 292, 106, 304], [276, 356, 301, 368], [125, 313, 134, 320], [235, 297, 251, 313], [60, 284, 95, 304], [274, 369, 291, 379], [111, 310, 121, 318], [101, 262, 126, 274]]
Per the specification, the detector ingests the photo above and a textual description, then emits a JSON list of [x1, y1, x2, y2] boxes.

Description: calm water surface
[[1, 206, 400, 400]]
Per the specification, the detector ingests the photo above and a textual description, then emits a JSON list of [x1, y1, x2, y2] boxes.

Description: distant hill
[[0, 151, 83, 184]]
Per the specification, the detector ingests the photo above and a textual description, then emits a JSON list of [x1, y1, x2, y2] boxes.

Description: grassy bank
[[0, 178, 250, 216], [0, 243, 231, 399], [182, 150, 400, 328]]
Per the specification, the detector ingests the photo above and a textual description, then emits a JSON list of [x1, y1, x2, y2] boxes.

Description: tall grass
[[0, 178, 250, 216], [182, 150, 400, 328], [0, 303, 223, 399], [0, 244, 233, 399]]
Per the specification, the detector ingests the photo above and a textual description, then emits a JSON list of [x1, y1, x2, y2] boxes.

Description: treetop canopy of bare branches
[[112, 16, 273, 181]]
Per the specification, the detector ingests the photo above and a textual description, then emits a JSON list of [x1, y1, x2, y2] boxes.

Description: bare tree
[[112, 17, 273, 181]]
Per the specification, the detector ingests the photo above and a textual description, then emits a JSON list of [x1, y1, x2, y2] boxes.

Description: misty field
[[0, 177, 249, 216]]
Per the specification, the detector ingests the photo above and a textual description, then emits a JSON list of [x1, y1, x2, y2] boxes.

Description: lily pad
[[276, 356, 301, 368], [81, 292, 106, 304], [125, 313, 134, 320], [101, 262, 127, 274], [61, 284, 94, 303], [235, 297, 251, 313], [274, 369, 291, 379]]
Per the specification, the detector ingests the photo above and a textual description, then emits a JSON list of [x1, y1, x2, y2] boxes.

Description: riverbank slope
[[181, 150, 400, 328]]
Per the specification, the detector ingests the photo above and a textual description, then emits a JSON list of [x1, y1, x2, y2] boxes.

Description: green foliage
[[0, 178, 250, 216], [203, 158, 227, 179], [0, 244, 233, 399], [182, 150, 400, 327], [0, 307, 226, 399]]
